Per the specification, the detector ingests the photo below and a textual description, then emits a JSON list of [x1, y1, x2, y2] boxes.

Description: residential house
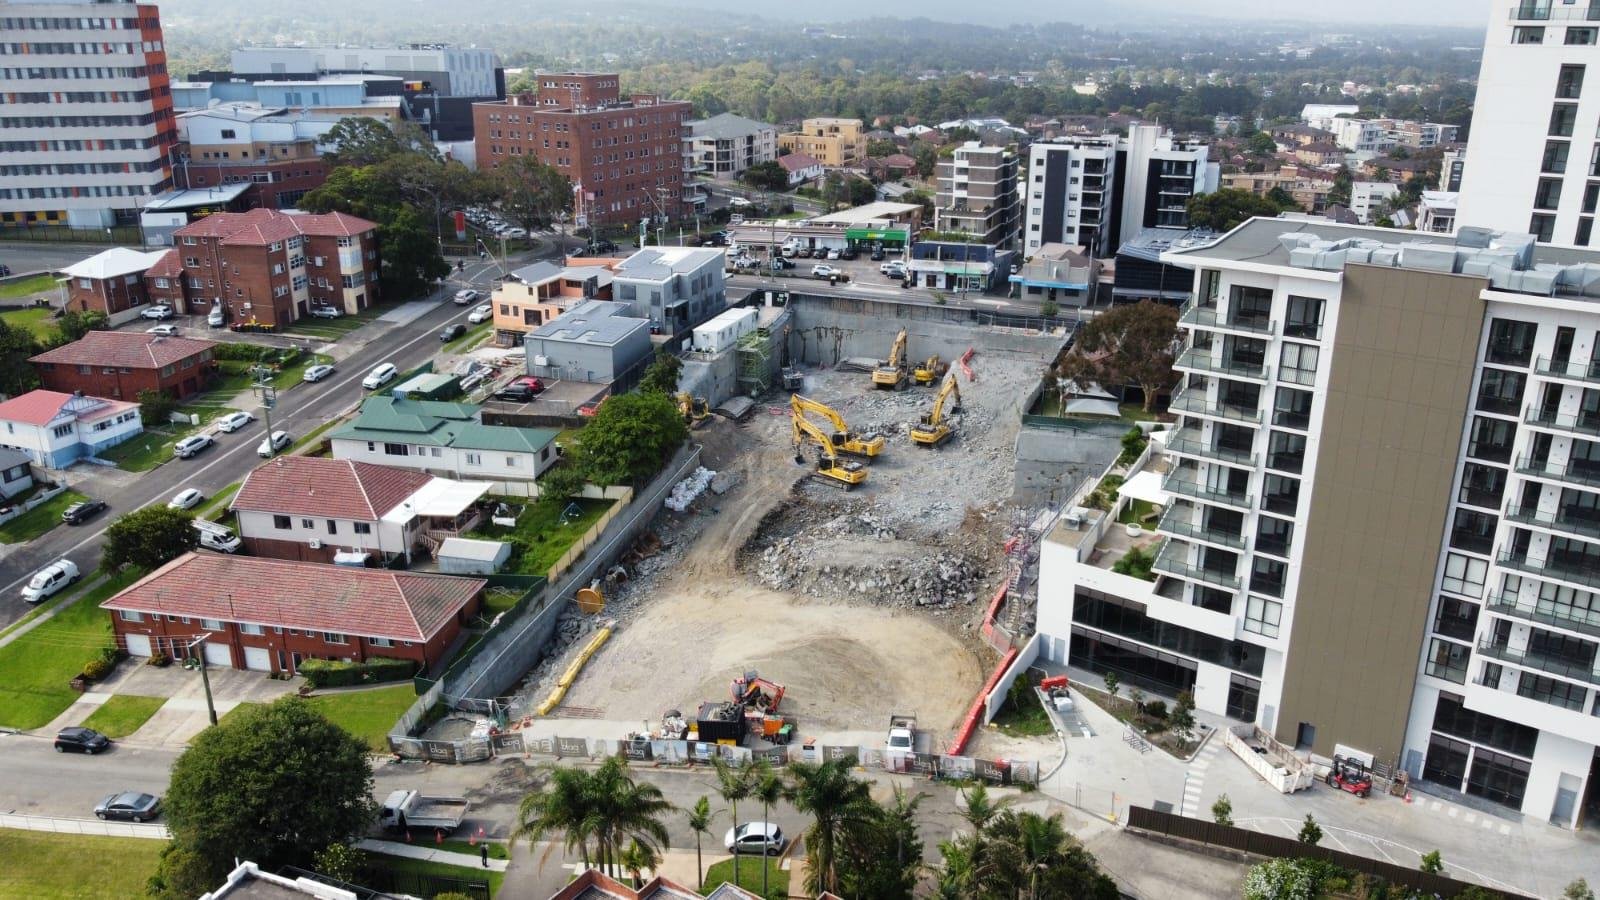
[[778, 118, 866, 167], [231, 456, 490, 565], [523, 299, 652, 384], [611, 246, 727, 336], [778, 153, 824, 186], [29, 331, 218, 401], [102, 552, 484, 675], [58, 248, 178, 322], [907, 240, 1014, 293], [1010, 242, 1100, 306], [1294, 142, 1344, 168], [0, 390, 141, 469], [490, 258, 620, 348], [0, 447, 34, 499], [682, 112, 778, 180], [329, 396, 560, 484]]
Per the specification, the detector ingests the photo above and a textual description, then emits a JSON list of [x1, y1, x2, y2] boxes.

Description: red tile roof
[[30, 331, 216, 370], [101, 553, 483, 642], [173, 208, 377, 247], [232, 457, 433, 521], [0, 390, 75, 426], [779, 153, 823, 172], [883, 153, 916, 168], [144, 249, 183, 279]]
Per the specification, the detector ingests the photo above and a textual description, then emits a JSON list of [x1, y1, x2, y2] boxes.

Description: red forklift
[[1325, 755, 1373, 798]]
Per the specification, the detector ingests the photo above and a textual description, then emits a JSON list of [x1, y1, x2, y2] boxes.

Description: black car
[[440, 323, 467, 342], [770, 257, 795, 270], [870, 246, 886, 261], [839, 247, 858, 260], [591, 240, 618, 254], [61, 499, 107, 525], [0, 264, 11, 277], [494, 385, 537, 403], [55, 726, 111, 754], [94, 791, 161, 822]]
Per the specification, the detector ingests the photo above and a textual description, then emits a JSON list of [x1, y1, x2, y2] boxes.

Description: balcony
[[1510, 3, 1600, 20], [1504, 504, 1600, 541], [1163, 472, 1254, 510], [1179, 302, 1275, 336], [1175, 348, 1269, 381], [1515, 455, 1600, 491], [1168, 389, 1263, 425], [1152, 541, 1242, 591], [1487, 596, 1600, 640], [1477, 638, 1600, 686], [1524, 406, 1600, 439], [1498, 550, 1600, 591], [1535, 355, 1600, 385], [1155, 506, 1246, 550], [1166, 428, 1257, 467]]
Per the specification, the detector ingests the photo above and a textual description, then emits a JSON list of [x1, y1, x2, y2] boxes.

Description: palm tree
[[787, 758, 874, 896], [713, 757, 756, 888], [751, 762, 787, 898], [1007, 811, 1070, 900], [587, 756, 673, 879], [957, 783, 1009, 833], [512, 764, 598, 872], [686, 796, 718, 891], [618, 838, 662, 888]]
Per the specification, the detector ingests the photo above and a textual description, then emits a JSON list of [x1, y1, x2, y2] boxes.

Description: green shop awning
[[845, 228, 909, 241]]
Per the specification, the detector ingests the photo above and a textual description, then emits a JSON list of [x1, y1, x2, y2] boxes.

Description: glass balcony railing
[[1168, 389, 1263, 425], [1152, 542, 1242, 591], [1516, 455, 1600, 491], [1165, 428, 1257, 467], [1535, 355, 1600, 383], [1476, 639, 1600, 686], [1510, 3, 1600, 21], [1155, 507, 1246, 550], [1498, 550, 1600, 591], [1504, 505, 1600, 542], [1487, 596, 1600, 640], [1179, 303, 1275, 336], [1162, 473, 1253, 509], [1524, 406, 1600, 439], [1175, 348, 1269, 380]]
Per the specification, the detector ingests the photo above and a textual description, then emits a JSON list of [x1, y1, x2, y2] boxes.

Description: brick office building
[[172, 208, 379, 328], [30, 331, 217, 400], [473, 73, 691, 226], [101, 552, 485, 675]]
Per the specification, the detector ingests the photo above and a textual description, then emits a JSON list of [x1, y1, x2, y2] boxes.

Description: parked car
[[22, 558, 80, 604], [881, 261, 908, 279], [309, 304, 343, 319], [811, 264, 840, 279], [257, 430, 291, 457], [173, 434, 214, 459], [207, 308, 225, 328], [216, 411, 254, 433], [724, 822, 786, 855], [94, 791, 160, 822], [440, 323, 467, 342], [61, 499, 107, 525], [140, 305, 173, 320], [870, 246, 886, 261], [590, 240, 618, 254], [0, 264, 11, 277], [771, 257, 796, 270], [503, 227, 528, 239], [145, 324, 179, 336], [302, 363, 335, 383], [494, 383, 538, 403], [362, 362, 398, 390], [728, 196, 752, 208], [54, 726, 110, 754], [167, 488, 204, 510], [453, 289, 480, 305], [838, 246, 859, 260], [825, 248, 841, 260], [468, 303, 493, 324]]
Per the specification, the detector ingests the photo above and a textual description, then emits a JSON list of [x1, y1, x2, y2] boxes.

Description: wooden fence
[[546, 488, 632, 583]]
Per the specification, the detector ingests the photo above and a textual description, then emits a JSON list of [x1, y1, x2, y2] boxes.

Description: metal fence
[[0, 225, 141, 244], [0, 813, 168, 839], [1125, 806, 1534, 899]]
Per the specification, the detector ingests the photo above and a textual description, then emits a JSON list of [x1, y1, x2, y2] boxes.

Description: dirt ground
[[531, 355, 1046, 739]]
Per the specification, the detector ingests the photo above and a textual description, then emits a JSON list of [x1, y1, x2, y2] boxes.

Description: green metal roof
[[331, 396, 556, 454], [452, 423, 559, 453]]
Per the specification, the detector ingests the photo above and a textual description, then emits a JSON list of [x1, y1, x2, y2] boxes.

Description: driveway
[[46, 659, 299, 749]]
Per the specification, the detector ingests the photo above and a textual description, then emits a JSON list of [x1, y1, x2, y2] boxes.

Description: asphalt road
[[0, 242, 130, 277], [0, 257, 513, 630]]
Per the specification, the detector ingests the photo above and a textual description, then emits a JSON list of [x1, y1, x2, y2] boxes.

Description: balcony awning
[[1119, 469, 1170, 508]]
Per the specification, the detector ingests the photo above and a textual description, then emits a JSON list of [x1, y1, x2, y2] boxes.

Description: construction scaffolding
[[736, 312, 791, 398]]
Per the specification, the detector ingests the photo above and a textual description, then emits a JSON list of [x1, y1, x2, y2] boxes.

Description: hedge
[[214, 343, 302, 364], [298, 656, 416, 688]]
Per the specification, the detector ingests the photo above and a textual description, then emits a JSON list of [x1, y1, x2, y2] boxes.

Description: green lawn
[[444, 321, 493, 354], [0, 304, 58, 339], [366, 853, 504, 896], [0, 274, 61, 300], [304, 683, 419, 751], [991, 678, 1054, 737], [704, 856, 788, 900], [288, 417, 344, 455], [0, 568, 145, 730], [1117, 498, 1157, 527], [283, 305, 388, 340], [481, 585, 524, 617], [467, 497, 613, 577], [435, 838, 509, 860], [1119, 402, 1160, 423], [95, 429, 187, 473], [77, 694, 167, 738], [0, 829, 163, 899], [0, 490, 86, 544], [194, 481, 241, 520]]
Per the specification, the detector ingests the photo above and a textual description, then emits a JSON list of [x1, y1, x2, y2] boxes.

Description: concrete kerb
[[356, 837, 511, 872]]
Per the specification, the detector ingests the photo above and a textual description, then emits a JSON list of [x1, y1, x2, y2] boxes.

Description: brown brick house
[[59, 248, 176, 320], [101, 553, 485, 676], [29, 331, 218, 400]]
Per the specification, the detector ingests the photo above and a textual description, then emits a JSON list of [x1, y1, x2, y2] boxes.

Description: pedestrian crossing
[[1180, 734, 1223, 817]]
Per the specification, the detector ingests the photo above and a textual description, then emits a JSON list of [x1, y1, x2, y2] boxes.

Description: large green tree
[[379, 206, 451, 301], [637, 347, 683, 396], [1055, 300, 1180, 412], [321, 118, 438, 169], [0, 317, 40, 397], [1185, 188, 1294, 233], [102, 506, 197, 572], [149, 698, 374, 896], [495, 155, 573, 235], [570, 391, 688, 485], [788, 759, 876, 896], [513, 757, 671, 880], [741, 160, 789, 192]]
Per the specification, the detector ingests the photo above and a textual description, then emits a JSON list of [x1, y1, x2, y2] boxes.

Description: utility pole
[[251, 364, 277, 452], [181, 633, 219, 726]]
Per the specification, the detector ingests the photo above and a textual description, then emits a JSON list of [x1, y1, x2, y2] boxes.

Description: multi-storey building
[[1457, 0, 1600, 244], [0, 0, 177, 229], [473, 73, 691, 227], [682, 113, 777, 180], [171, 77, 402, 123], [610, 246, 727, 337], [1118, 126, 1217, 245], [1442, 146, 1468, 193], [1039, 217, 1600, 832], [935, 142, 1020, 249], [172, 104, 334, 210], [230, 44, 501, 99], [778, 117, 866, 167]]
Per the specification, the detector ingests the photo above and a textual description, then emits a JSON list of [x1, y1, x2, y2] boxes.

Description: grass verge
[[304, 683, 418, 751], [704, 856, 788, 900], [283, 305, 388, 340], [0, 490, 85, 544], [365, 854, 504, 897], [467, 497, 612, 577], [0, 304, 58, 339], [194, 482, 240, 520], [435, 838, 509, 860], [443, 321, 492, 354], [288, 417, 344, 455], [0, 829, 163, 899], [77, 694, 167, 738], [0, 274, 61, 300], [990, 677, 1053, 737], [0, 568, 145, 731]]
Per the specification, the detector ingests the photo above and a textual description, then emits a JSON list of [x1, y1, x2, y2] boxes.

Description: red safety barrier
[[1039, 674, 1069, 691], [979, 582, 1008, 640], [959, 347, 976, 381], [948, 645, 1019, 756]]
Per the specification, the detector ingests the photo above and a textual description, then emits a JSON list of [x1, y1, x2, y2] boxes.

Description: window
[[1273, 387, 1313, 429], [1514, 25, 1546, 43], [1568, 27, 1597, 44], [51, 423, 72, 438], [1283, 296, 1323, 339], [1425, 638, 1470, 684], [1279, 343, 1318, 385], [371, 637, 393, 648], [1476, 368, 1526, 415], [1434, 596, 1480, 641], [465, 452, 482, 466], [1558, 64, 1587, 99], [383, 443, 409, 456], [118, 610, 143, 623], [1543, 140, 1570, 173], [201, 619, 222, 630], [299, 518, 313, 530], [1468, 415, 1515, 462], [1532, 213, 1558, 243], [1487, 317, 1538, 365], [272, 514, 291, 530], [1536, 177, 1565, 210], [326, 519, 337, 534], [1450, 509, 1498, 554], [1581, 218, 1596, 247], [1442, 552, 1488, 598], [1244, 596, 1281, 638], [506, 455, 518, 467], [353, 522, 371, 535], [323, 632, 347, 645], [1267, 431, 1306, 473], [1517, 672, 1588, 711], [240, 623, 263, 636]]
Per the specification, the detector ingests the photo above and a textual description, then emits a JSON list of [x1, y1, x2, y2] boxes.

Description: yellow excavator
[[913, 354, 943, 386], [910, 372, 962, 448], [675, 392, 711, 427], [792, 408, 867, 490], [790, 394, 884, 460], [871, 328, 908, 390]]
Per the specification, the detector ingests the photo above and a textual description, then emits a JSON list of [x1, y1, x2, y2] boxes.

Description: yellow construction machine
[[791, 394, 884, 460], [910, 372, 962, 448], [913, 354, 943, 386], [792, 408, 868, 489], [871, 328, 909, 390], [675, 392, 711, 427]]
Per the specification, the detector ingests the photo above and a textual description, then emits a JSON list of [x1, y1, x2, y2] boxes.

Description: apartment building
[[1222, 166, 1335, 214], [1442, 146, 1468, 193], [611, 246, 727, 337], [171, 208, 379, 328], [171, 104, 335, 210], [1039, 217, 1600, 831], [171, 77, 403, 123], [935, 141, 1020, 249], [1457, 0, 1600, 244], [0, 0, 177, 229], [1350, 181, 1401, 225], [231, 44, 502, 99], [778, 117, 866, 167], [682, 113, 777, 180], [473, 73, 691, 227]]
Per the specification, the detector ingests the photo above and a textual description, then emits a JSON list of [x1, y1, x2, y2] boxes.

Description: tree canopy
[[1185, 188, 1295, 233], [569, 392, 689, 485], [495, 155, 574, 234], [637, 347, 684, 396], [103, 506, 198, 572], [513, 757, 672, 881], [0, 318, 40, 397], [1056, 301, 1179, 412], [741, 160, 789, 192]]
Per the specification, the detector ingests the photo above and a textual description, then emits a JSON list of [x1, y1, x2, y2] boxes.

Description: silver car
[[95, 791, 160, 822]]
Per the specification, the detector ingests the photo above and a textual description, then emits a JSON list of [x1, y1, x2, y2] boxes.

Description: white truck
[[191, 519, 241, 554], [378, 789, 470, 834], [886, 713, 918, 756]]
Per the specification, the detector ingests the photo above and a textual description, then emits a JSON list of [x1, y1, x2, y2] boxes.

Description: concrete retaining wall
[[772, 291, 1067, 367]]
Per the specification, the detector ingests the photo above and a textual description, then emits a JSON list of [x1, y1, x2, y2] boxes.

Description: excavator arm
[[886, 328, 907, 369], [790, 393, 849, 434], [927, 373, 961, 425], [792, 410, 840, 463]]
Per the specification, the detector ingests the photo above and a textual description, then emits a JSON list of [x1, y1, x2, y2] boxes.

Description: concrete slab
[[111, 666, 297, 748], [377, 300, 441, 327]]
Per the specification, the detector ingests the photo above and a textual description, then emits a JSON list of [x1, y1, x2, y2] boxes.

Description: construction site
[[504, 291, 1072, 750]]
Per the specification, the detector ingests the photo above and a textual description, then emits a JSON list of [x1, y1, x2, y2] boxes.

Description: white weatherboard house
[[328, 396, 560, 488], [0, 390, 141, 469]]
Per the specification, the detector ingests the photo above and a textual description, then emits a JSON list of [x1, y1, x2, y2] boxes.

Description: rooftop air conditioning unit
[[308, 539, 322, 550]]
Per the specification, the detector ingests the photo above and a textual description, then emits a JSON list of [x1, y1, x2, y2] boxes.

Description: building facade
[[935, 142, 1020, 249], [524, 299, 652, 384], [682, 113, 777, 180], [491, 259, 619, 347], [0, 390, 141, 468], [778, 117, 866, 167], [328, 396, 560, 483], [611, 246, 727, 336], [473, 73, 691, 227], [231, 44, 502, 99], [0, 0, 177, 229], [171, 104, 335, 210], [59, 247, 173, 320], [1117, 125, 1218, 248], [30, 331, 217, 400]]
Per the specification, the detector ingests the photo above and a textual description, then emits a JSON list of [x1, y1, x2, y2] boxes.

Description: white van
[[362, 362, 398, 390], [192, 520, 242, 553], [22, 558, 79, 604]]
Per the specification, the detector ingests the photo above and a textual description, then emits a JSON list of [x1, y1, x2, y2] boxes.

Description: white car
[[363, 363, 398, 390], [724, 822, 785, 855], [728, 197, 752, 208], [454, 289, 480, 305], [467, 304, 492, 324], [215, 411, 253, 433], [207, 309, 225, 328], [167, 488, 204, 510], [302, 363, 335, 383], [257, 430, 291, 457], [811, 264, 840, 279], [502, 227, 528, 239], [173, 434, 213, 459], [146, 324, 179, 336], [21, 558, 79, 604], [309, 304, 343, 319], [140, 305, 173, 320]]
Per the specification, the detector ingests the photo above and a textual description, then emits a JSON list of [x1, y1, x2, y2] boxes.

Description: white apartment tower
[[1457, 0, 1600, 245], [0, 0, 177, 229]]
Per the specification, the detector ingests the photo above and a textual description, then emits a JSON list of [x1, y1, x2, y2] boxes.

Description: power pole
[[251, 364, 277, 453], [182, 633, 219, 726]]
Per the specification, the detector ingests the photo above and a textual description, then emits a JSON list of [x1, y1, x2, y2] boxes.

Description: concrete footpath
[[357, 838, 510, 872], [0, 812, 168, 839]]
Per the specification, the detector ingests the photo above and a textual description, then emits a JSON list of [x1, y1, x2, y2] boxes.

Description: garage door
[[242, 647, 271, 672], [203, 642, 232, 668], [123, 634, 151, 657]]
